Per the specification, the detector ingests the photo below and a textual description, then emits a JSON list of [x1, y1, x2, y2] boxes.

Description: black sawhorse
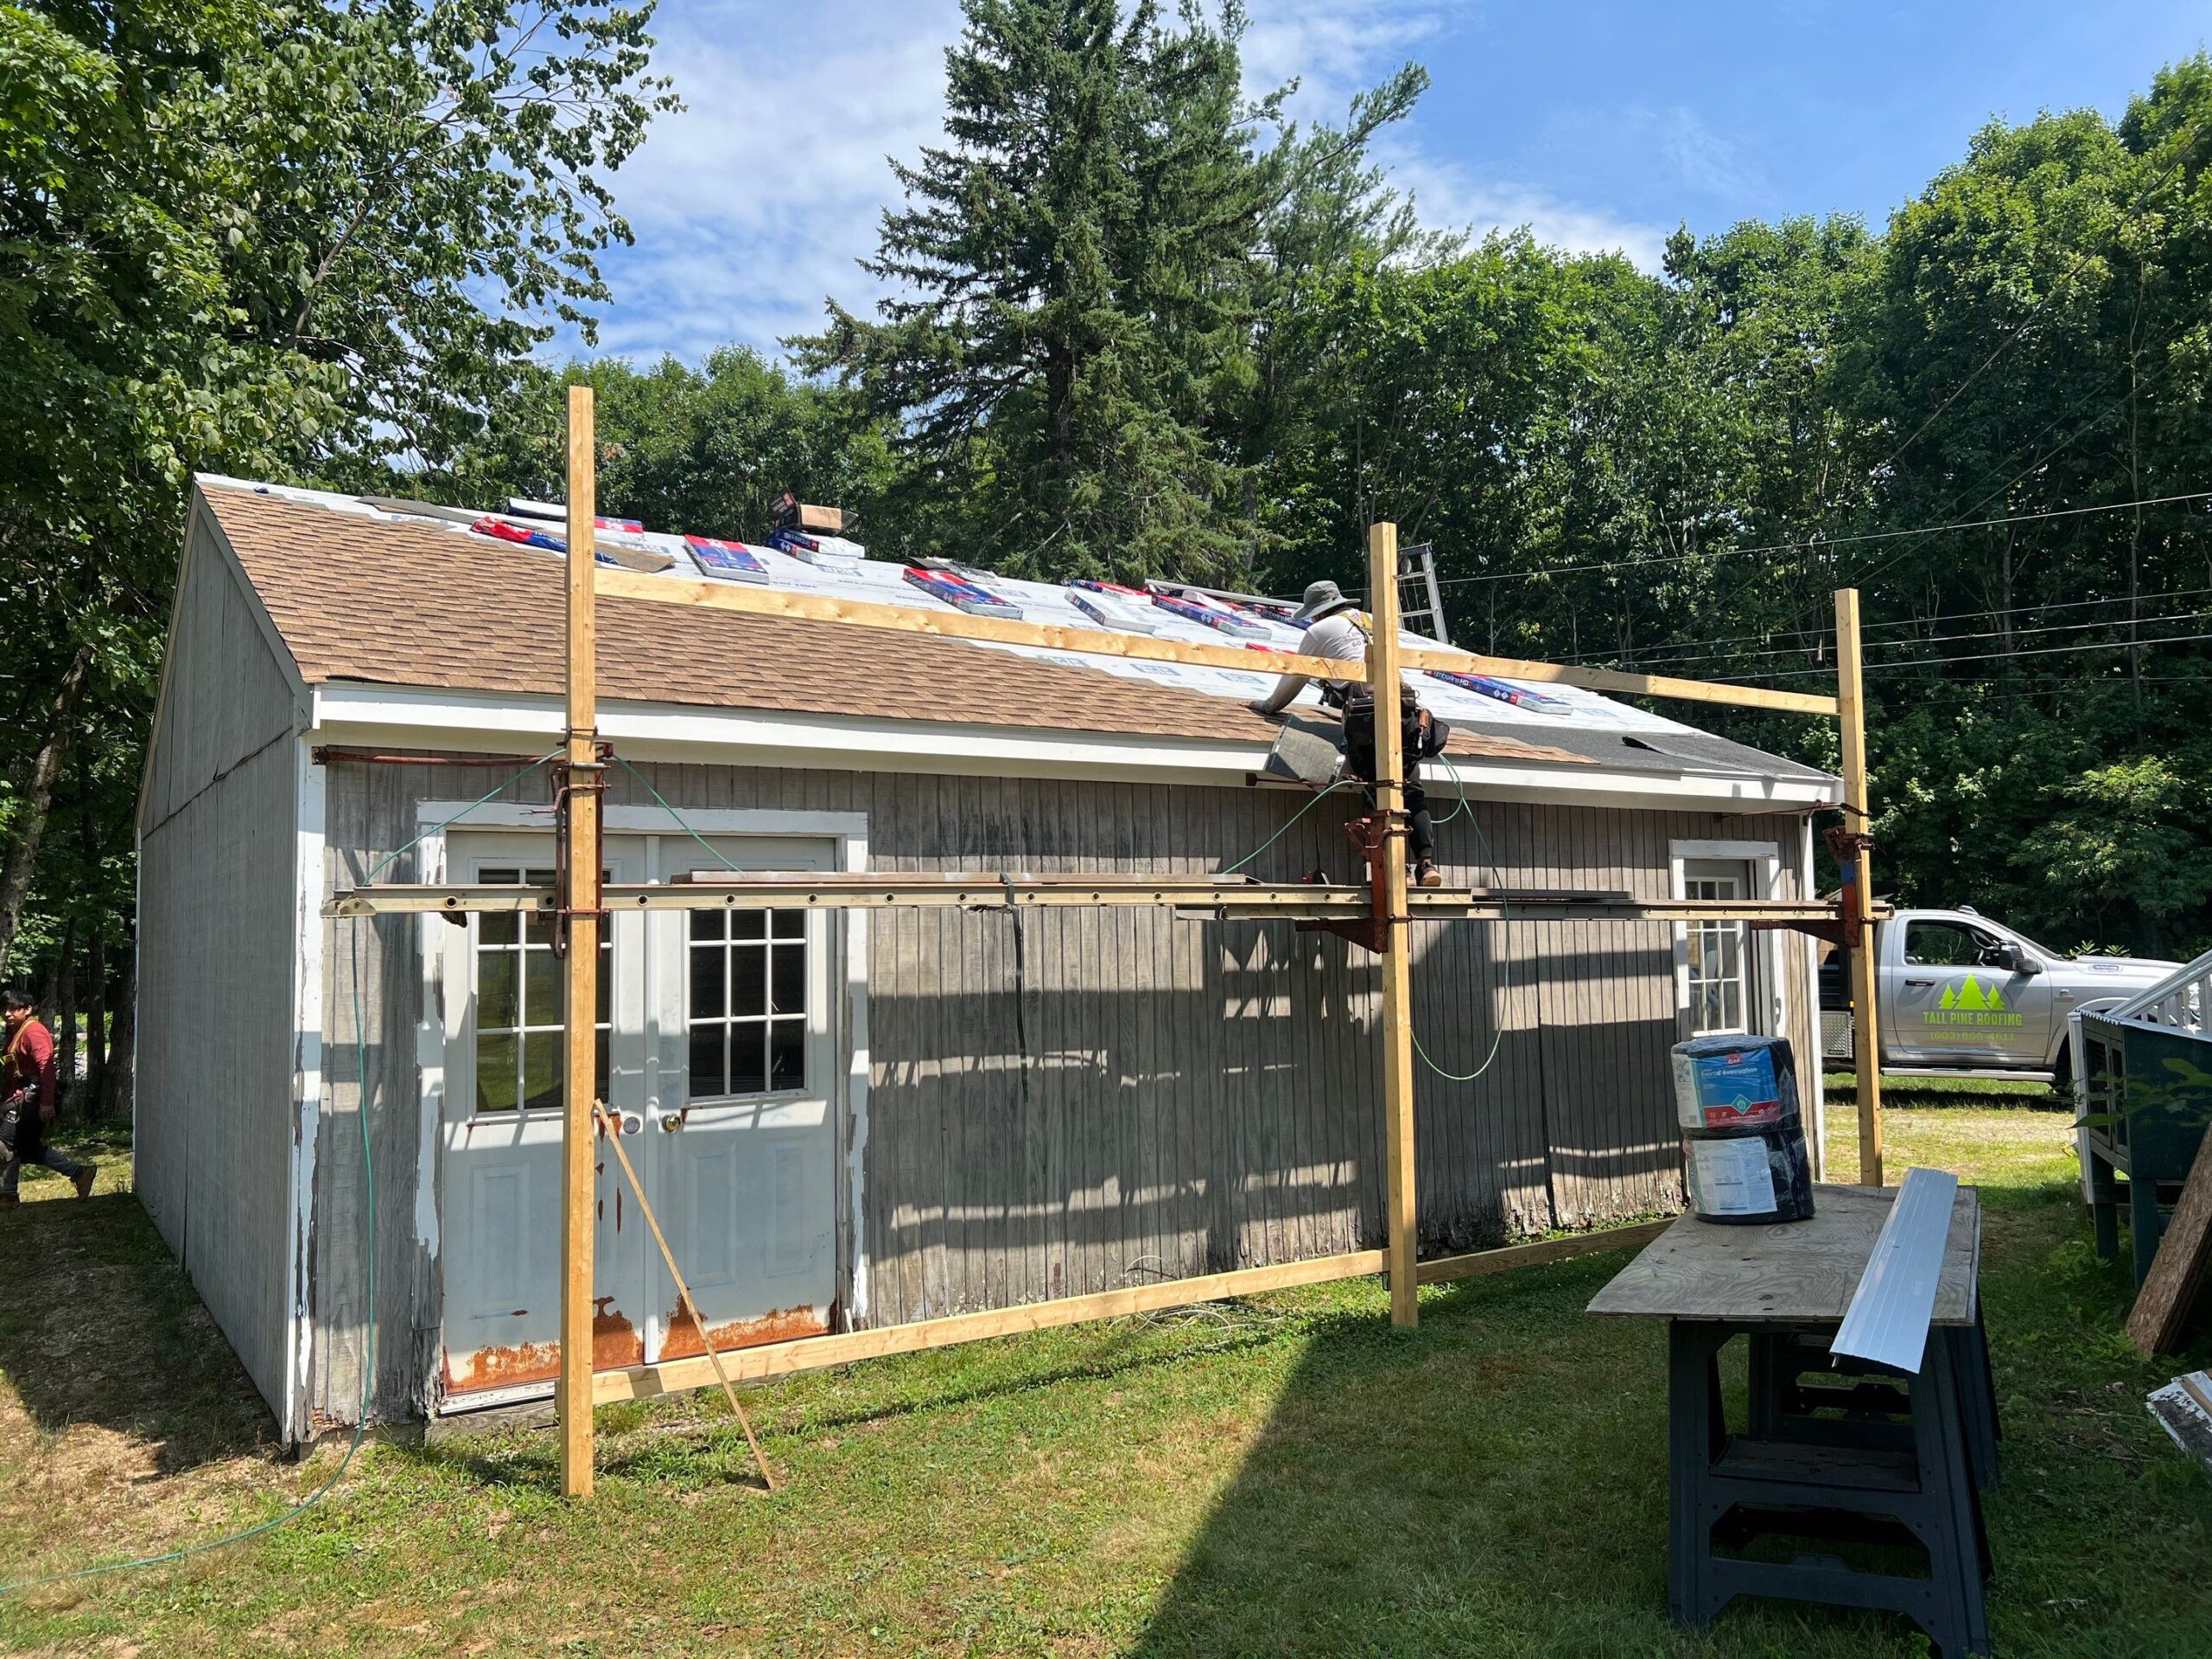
[[1669, 1317, 1998, 1658]]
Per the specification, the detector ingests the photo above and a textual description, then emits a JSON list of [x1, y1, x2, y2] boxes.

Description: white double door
[[435, 830, 840, 1407]]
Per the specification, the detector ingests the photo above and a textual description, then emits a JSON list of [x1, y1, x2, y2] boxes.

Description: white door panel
[[645, 836, 839, 1362], [437, 834, 648, 1402]]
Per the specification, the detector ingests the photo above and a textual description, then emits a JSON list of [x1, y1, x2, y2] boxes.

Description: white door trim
[[282, 734, 327, 1445], [1669, 839, 1786, 1039], [1799, 817, 1826, 1177], [410, 801, 873, 1408]]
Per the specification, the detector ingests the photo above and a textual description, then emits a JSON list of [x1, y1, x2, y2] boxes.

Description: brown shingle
[[204, 482, 1590, 767]]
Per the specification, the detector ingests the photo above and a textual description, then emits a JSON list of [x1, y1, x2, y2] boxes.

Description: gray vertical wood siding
[[309, 753, 1812, 1419], [136, 516, 305, 1417]]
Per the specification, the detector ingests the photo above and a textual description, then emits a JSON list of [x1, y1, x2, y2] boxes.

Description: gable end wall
[[136, 501, 307, 1418]]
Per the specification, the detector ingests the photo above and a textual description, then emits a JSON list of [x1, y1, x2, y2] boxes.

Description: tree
[[459, 349, 895, 540], [796, 0, 1279, 582], [0, 0, 671, 1018]]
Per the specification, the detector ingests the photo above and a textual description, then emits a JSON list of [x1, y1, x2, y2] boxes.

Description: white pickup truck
[[1820, 907, 2180, 1086]]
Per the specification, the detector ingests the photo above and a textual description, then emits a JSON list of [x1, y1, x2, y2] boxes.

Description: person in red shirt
[[1, 987, 95, 1204]]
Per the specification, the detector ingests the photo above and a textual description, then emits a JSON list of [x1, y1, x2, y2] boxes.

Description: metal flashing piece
[[1831, 1166, 1961, 1373]]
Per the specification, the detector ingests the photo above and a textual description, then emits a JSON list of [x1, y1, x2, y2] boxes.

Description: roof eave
[[306, 680, 1842, 811]]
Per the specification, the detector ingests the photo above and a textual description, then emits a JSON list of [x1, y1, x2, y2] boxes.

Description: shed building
[[136, 476, 1841, 1440]]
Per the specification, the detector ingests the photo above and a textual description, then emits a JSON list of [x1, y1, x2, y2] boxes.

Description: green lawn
[[2, 1100, 2208, 1657]]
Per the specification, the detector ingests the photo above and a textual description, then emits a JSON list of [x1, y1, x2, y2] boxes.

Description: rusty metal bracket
[[1295, 810, 1408, 952], [1821, 822, 1878, 947]]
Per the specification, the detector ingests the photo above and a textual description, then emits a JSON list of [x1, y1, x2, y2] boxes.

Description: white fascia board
[[309, 682, 1268, 786], [1439, 762, 1839, 813], [307, 681, 1840, 810]]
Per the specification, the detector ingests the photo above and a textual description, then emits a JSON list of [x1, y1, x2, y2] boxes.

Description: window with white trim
[[473, 865, 610, 1112], [1684, 871, 1750, 1035], [686, 909, 808, 1097]]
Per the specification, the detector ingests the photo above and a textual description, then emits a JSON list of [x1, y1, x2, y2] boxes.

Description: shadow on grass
[[0, 1155, 274, 1476], [1825, 1071, 2069, 1113], [1125, 1173, 2212, 1659]]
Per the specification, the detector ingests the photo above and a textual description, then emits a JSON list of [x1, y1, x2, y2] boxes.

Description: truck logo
[[1923, 975, 2024, 1028]]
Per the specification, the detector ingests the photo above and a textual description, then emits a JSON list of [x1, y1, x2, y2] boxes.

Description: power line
[[1744, 626, 2212, 679], [1544, 579, 2212, 669], [1586, 599, 2212, 673], [1413, 490, 2212, 591]]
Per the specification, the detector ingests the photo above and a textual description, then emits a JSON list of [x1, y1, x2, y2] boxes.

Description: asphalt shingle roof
[[202, 482, 1593, 768]]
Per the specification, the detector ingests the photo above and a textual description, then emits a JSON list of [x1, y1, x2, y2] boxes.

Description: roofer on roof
[[1250, 581, 1449, 889]]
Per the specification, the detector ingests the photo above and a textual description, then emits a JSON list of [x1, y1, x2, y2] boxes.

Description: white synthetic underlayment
[[199, 474, 1695, 736]]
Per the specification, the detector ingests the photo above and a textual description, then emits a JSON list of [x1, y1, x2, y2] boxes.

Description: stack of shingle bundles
[[1146, 582, 1269, 637], [1066, 578, 1160, 632], [683, 534, 772, 584], [495, 497, 676, 572], [902, 564, 1022, 619], [766, 493, 865, 568]]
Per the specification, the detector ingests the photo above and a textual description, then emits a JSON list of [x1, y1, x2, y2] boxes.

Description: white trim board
[[308, 681, 1840, 811], [282, 735, 327, 1446], [1800, 817, 1827, 1179], [1669, 839, 1789, 1041]]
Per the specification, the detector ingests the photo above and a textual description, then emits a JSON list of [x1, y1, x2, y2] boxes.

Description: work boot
[[1415, 861, 1444, 888], [0, 1192, 17, 1208], [73, 1164, 97, 1199]]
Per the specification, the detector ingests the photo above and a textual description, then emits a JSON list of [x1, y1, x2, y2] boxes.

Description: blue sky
[[577, 1, 2211, 366]]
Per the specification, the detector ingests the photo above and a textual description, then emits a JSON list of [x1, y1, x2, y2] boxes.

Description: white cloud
[[1388, 148, 1671, 269], [1239, 0, 1452, 111], [575, 0, 1666, 363], [574, 0, 959, 364]]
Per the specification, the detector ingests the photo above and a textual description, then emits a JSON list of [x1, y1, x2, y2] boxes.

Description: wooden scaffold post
[[1834, 587, 1884, 1187], [560, 385, 604, 1497], [1369, 522, 1421, 1327]]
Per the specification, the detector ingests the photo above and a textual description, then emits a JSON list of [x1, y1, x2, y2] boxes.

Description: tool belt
[[1, 1087, 40, 1159], [1340, 685, 1449, 782]]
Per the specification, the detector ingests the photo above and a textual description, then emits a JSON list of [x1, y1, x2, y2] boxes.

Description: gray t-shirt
[[1255, 610, 1370, 713]]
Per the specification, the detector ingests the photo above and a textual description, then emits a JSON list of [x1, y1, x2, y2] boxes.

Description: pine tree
[[796, 0, 1272, 582]]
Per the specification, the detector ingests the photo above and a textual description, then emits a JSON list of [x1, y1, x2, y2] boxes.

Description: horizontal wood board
[[1586, 1183, 1981, 1325]]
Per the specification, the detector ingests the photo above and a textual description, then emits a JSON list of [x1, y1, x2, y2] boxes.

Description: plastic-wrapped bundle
[[768, 527, 865, 566], [472, 515, 565, 552], [902, 565, 1021, 618], [683, 535, 771, 583], [1425, 669, 1567, 710], [472, 515, 664, 572], [1067, 579, 1160, 632], [1671, 1034, 1815, 1224], [1147, 589, 1268, 637], [1683, 1128, 1815, 1225]]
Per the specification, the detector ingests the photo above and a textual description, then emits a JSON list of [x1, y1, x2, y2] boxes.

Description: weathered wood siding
[[136, 512, 305, 1415], [314, 753, 1811, 1418]]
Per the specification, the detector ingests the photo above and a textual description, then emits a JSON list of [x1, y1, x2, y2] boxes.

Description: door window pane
[[1685, 873, 1752, 1037], [472, 863, 611, 1112], [689, 1021, 727, 1099], [769, 1020, 804, 1090], [475, 1032, 519, 1114], [687, 908, 808, 1099], [731, 1026, 768, 1095], [772, 944, 804, 1015]]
